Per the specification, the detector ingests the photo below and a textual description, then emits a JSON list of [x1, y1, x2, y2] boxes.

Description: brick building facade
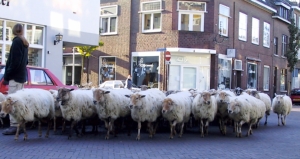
[[78, 0, 296, 97]]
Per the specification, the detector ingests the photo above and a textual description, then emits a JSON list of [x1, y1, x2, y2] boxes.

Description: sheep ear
[[104, 91, 110, 94], [274, 93, 277, 96], [125, 95, 130, 98], [140, 95, 146, 98]]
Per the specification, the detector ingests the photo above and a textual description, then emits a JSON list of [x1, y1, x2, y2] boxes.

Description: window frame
[[282, 35, 288, 57], [247, 62, 258, 89], [29, 69, 54, 86], [177, 1, 206, 32], [280, 69, 287, 92], [140, 0, 163, 33], [263, 65, 270, 91], [274, 37, 278, 55], [251, 17, 260, 45], [219, 4, 230, 37], [100, 5, 118, 35], [263, 22, 270, 48], [238, 12, 248, 41]]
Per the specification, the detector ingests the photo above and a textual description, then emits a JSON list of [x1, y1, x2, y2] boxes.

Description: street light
[[54, 33, 63, 45]]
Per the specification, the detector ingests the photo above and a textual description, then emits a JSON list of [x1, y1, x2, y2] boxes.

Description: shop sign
[[1, 0, 9, 6]]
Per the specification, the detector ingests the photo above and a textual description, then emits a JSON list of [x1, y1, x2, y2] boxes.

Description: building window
[[294, 13, 297, 26], [218, 56, 232, 90], [0, 20, 3, 41], [282, 35, 288, 57], [252, 17, 259, 45], [99, 57, 116, 84], [263, 22, 270, 48], [279, 7, 288, 20], [274, 37, 278, 55], [239, 12, 247, 41], [100, 5, 118, 35], [141, 1, 162, 33], [247, 62, 257, 89], [6, 21, 23, 41], [178, 1, 206, 32], [219, 4, 230, 36], [280, 69, 287, 91], [263, 65, 270, 91], [27, 25, 44, 45]]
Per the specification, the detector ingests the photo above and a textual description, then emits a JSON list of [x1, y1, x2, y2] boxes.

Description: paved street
[[0, 106, 300, 159]]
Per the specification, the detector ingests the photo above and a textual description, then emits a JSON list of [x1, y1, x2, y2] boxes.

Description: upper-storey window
[[279, 7, 288, 19], [252, 17, 259, 45], [100, 5, 118, 35], [219, 4, 230, 37], [263, 22, 270, 48], [141, 0, 162, 33], [178, 1, 206, 32], [238, 12, 247, 41]]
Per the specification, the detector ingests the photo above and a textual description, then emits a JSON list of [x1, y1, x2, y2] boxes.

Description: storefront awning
[[165, 48, 216, 54]]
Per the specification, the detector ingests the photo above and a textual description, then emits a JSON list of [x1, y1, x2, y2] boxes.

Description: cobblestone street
[[0, 106, 300, 159]]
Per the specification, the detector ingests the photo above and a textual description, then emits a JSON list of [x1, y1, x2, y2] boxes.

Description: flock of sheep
[[0, 86, 293, 141]]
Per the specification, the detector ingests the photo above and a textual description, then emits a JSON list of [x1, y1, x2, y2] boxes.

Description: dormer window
[[279, 7, 288, 19]]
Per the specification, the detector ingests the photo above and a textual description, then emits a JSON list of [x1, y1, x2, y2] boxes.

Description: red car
[[290, 88, 300, 104], [0, 64, 77, 94]]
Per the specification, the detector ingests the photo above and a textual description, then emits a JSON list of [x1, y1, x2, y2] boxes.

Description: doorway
[[273, 67, 278, 97], [236, 71, 242, 88], [65, 66, 82, 85]]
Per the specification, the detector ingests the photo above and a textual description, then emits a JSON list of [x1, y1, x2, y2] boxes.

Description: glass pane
[[65, 66, 72, 85], [0, 20, 3, 41], [219, 15, 228, 36], [132, 56, 159, 88], [6, 21, 23, 41], [110, 17, 116, 32], [144, 14, 151, 30], [74, 66, 82, 85], [263, 67, 270, 90], [183, 67, 196, 89], [5, 45, 10, 62], [101, 18, 109, 33], [30, 69, 47, 85], [193, 14, 201, 31], [153, 13, 161, 29], [169, 65, 180, 90], [218, 58, 231, 89], [181, 14, 189, 31], [99, 57, 116, 83], [28, 48, 42, 67], [178, 2, 206, 11], [247, 63, 257, 89], [263, 22, 270, 47], [142, 1, 161, 11], [26, 25, 33, 44], [34, 26, 43, 45], [199, 66, 210, 91], [0, 44, 2, 63], [101, 6, 117, 15], [252, 18, 259, 44], [44, 72, 54, 85]]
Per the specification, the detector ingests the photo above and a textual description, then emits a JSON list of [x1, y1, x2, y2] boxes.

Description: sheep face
[[93, 89, 110, 105], [217, 92, 229, 103], [57, 88, 74, 105], [200, 92, 212, 105], [227, 100, 241, 114], [0, 97, 17, 117], [125, 93, 145, 109], [250, 91, 260, 99], [234, 87, 243, 96], [275, 95, 284, 104], [162, 98, 174, 114]]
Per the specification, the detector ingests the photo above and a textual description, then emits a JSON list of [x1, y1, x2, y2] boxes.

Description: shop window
[[280, 69, 287, 91], [274, 37, 278, 55], [247, 63, 257, 89], [263, 66, 270, 91], [218, 57, 232, 89], [282, 35, 288, 57], [27, 25, 44, 45], [219, 4, 230, 37], [99, 57, 116, 84], [6, 21, 23, 41], [132, 56, 159, 88], [252, 17, 259, 45], [141, 1, 162, 33], [178, 1, 206, 32], [28, 48, 42, 66], [263, 22, 270, 48], [100, 5, 118, 35], [0, 20, 3, 41], [30, 69, 53, 85], [239, 12, 247, 41], [0, 44, 2, 63]]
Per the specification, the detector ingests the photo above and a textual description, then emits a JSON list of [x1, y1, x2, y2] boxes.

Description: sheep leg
[[111, 119, 117, 137], [68, 120, 77, 139], [179, 122, 184, 138], [81, 120, 86, 135], [200, 119, 204, 138], [205, 120, 209, 136], [238, 121, 245, 138], [105, 120, 111, 140], [247, 123, 253, 137], [169, 121, 173, 139], [218, 119, 223, 134], [233, 121, 237, 133], [172, 120, 177, 138], [45, 119, 51, 138], [38, 121, 42, 137], [277, 114, 281, 126], [53, 117, 56, 133], [148, 122, 153, 138], [61, 120, 66, 134], [264, 113, 268, 125], [282, 115, 286, 126], [136, 121, 141, 141], [15, 123, 21, 141], [21, 122, 27, 141], [223, 119, 227, 135], [153, 121, 159, 135], [0, 118, 3, 128]]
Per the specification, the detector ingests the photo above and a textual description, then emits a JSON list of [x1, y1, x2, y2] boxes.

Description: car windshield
[[0, 66, 5, 80]]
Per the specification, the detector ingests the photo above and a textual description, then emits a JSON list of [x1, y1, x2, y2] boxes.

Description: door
[[273, 67, 278, 97], [65, 66, 72, 85], [169, 65, 181, 90], [182, 66, 197, 90], [198, 66, 210, 91], [236, 71, 242, 88]]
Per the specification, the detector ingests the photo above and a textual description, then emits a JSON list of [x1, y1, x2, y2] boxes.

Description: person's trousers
[[8, 80, 24, 127]]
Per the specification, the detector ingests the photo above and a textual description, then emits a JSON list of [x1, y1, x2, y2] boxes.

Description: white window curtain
[[263, 22, 270, 47]]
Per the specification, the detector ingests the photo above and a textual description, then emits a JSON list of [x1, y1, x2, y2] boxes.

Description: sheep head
[[162, 98, 174, 114], [0, 97, 17, 117], [227, 98, 241, 114], [125, 93, 145, 109], [217, 91, 230, 104], [57, 88, 74, 105], [93, 88, 110, 105], [200, 91, 212, 105]]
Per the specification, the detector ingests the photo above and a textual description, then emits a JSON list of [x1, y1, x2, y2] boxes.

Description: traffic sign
[[165, 51, 171, 61]]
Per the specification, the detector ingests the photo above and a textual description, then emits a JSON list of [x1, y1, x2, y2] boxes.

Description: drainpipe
[[233, 2, 236, 88]]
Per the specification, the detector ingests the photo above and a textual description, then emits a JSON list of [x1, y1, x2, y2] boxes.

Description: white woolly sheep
[[93, 88, 132, 139], [0, 92, 6, 127], [192, 91, 218, 137], [49, 90, 66, 134], [56, 88, 97, 139], [215, 90, 236, 135], [125, 89, 165, 140], [272, 94, 292, 126], [162, 91, 192, 139], [0, 89, 55, 140], [250, 91, 272, 125]]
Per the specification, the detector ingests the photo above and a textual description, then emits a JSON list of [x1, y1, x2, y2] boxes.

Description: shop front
[[99, 56, 116, 84], [217, 54, 232, 90]]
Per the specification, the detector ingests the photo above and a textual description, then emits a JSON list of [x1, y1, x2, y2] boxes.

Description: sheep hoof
[[169, 136, 173, 139], [105, 136, 109, 140], [136, 136, 140, 141], [278, 124, 280, 126], [264, 122, 267, 125], [23, 137, 27, 141], [149, 135, 153, 138], [282, 122, 285, 126], [179, 135, 182, 138], [45, 135, 49, 138], [68, 135, 72, 140], [14, 137, 18, 141]]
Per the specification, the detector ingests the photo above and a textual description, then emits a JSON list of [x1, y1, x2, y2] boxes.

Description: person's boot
[[2, 127, 23, 135]]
